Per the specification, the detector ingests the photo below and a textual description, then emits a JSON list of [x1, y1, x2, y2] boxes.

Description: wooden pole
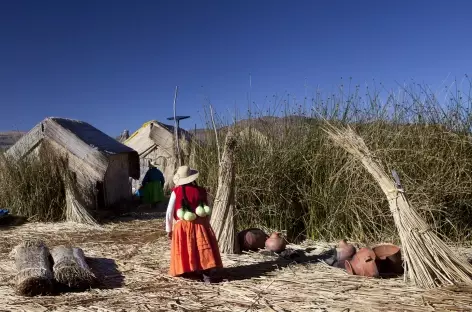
[[209, 104, 221, 165], [172, 86, 180, 166]]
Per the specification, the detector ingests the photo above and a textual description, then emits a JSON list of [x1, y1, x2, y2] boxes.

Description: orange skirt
[[169, 217, 223, 277]]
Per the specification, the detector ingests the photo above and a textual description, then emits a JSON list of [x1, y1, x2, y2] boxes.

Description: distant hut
[[118, 129, 130, 143], [6, 117, 140, 221], [228, 115, 310, 146], [124, 120, 191, 192], [194, 117, 274, 147], [0, 131, 25, 151]]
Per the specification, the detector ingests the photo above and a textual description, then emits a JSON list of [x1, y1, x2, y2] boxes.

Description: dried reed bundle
[[12, 239, 54, 296], [64, 185, 97, 225], [210, 128, 240, 254], [323, 124, 472, 288], [61, 159, 97, 226], [51, 245, 96, 291]]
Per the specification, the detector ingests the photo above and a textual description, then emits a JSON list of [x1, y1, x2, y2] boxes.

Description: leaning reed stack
[[51, 245, 96, 291], [210, 127, 240, 254], [62, 160, 98, 226], [323, 124, 472, 288], [12, 239, 54, 296]]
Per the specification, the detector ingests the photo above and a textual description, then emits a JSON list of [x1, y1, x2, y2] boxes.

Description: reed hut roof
[[124, 120, 191, 157], [6, 117, 140, 179]]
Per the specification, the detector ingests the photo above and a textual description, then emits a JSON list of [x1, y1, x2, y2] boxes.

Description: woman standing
[[140, 160, 165, 207], [165, 165, 222, 283]]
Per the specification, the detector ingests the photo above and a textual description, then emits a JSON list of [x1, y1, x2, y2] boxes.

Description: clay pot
[[345, 247, 379, 278], [336, 239, 357, 262], [372, 244, 403, 275], [237, 228, 268, 251], [265, 232, 287, 253], [332, 260, 348, 269]]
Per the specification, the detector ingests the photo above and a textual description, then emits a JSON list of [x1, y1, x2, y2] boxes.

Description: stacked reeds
[[11, 241, 97, 296], [210, 128, 240, 254], [12, 239, 54, 296], [324, 124, 472, 288], [51, 245, 96, 291]]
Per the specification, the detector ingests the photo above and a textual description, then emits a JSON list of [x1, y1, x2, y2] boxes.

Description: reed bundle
[[323, 123, 472, 288], [12, 239, 54, 296], [51, 245, 96, 291], [210, 128, 240, 254]]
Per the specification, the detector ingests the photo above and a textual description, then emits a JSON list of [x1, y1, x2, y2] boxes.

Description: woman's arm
[[165, 191, 176, 233]]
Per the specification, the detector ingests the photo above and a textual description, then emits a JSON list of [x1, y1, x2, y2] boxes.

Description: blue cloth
[[0, 209, 10, 217], [142, 167, 165, 186]]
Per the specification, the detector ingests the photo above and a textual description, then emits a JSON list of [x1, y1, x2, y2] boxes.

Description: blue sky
[[0, 0, 471, 135]]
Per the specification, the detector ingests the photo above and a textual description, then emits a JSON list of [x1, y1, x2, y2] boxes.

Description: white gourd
[[195, 206, 206, 217], [203, 205, 211, 216], [184, 211, 197, 221], [176, 208, 185, 219]]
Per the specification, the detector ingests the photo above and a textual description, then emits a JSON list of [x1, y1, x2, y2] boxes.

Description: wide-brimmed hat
[[173, 165, 199, 186], [148, 159, 162, 168]]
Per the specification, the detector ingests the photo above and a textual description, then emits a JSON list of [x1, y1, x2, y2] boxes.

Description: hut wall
[[149, 125, 173, 151], [127, 124, 173, 192], [104, 153, 131, 206], [45, 140, 99, 210], [5, 124, 43, 159], [126, 121, 193, 193], [46, 140, 99, 188], [125, 125, 154, 155], [134, 147, 176, 192]]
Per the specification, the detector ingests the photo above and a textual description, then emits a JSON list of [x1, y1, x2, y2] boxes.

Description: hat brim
[[173, 169, 199, 186]]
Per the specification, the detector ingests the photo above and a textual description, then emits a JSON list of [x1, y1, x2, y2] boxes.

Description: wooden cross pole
[[172, 86, 180, 166]]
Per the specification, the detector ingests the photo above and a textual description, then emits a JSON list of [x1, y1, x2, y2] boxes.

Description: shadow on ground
[[214, 248, 404, 282], [86, 257, 125, 289], [98, 198, 169, 224], [218, 249, 332, 282], [0, 215, 27, 228]]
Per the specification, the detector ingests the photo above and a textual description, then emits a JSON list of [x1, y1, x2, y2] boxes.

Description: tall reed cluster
[[193, 80, 472, 243], [0, 142, 71, 221]]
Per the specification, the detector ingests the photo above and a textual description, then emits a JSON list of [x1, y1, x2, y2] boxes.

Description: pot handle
[[345, 260, 354, 275]]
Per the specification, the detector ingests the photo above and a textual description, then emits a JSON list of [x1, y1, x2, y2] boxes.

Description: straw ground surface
[[1, 207, 472, 312]]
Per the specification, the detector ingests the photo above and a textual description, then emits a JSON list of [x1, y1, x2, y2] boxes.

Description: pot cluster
[[238, 228, 287, 253], [334, 239, 404, 278]]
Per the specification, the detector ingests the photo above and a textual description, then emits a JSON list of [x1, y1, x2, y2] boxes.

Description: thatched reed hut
[[124, 120, 191, 192], [6, 117, 140, 221]]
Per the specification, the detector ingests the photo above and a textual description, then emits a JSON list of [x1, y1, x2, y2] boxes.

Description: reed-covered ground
[[1, 211, 471, 312]]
